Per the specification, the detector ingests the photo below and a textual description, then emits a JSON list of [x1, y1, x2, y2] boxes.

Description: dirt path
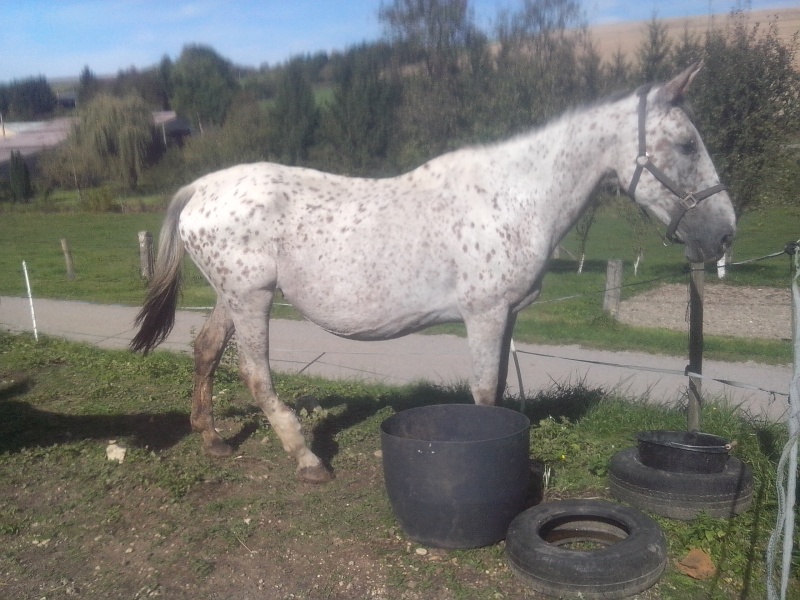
[[619, 284, 792, 341], [0, 296, 793, 422]]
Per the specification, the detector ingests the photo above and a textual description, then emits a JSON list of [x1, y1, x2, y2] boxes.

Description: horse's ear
[[657, 61, 703, 105]]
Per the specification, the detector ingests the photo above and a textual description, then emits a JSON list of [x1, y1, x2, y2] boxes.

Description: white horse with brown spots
[[131, 64, 735, 483]]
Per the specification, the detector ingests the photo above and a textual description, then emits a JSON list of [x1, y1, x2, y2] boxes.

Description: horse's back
[[176, 162, 469, 337]]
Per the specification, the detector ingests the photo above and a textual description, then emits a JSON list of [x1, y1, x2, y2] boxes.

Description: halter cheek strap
[[626, 85, 727, 243]]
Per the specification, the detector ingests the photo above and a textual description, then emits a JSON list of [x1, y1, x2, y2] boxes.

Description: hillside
[[587, 7, 800, 70]]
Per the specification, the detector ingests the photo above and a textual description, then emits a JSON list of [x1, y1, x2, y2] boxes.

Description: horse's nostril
[[721, 233, 734, 249]]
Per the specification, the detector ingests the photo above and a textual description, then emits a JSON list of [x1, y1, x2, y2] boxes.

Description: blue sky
[[1, 0, 795, 82]]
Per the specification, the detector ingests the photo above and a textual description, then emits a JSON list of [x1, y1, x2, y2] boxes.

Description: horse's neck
[[501, 99, 630, 241]]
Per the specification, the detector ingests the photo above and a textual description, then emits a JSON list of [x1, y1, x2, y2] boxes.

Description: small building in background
[[0, 112, 192, 177]]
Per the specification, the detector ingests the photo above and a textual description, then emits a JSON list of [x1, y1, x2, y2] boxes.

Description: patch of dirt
[[618, 284, 792, 340]]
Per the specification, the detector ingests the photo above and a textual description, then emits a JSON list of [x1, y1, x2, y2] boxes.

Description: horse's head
[[619, 62, 736, 263]]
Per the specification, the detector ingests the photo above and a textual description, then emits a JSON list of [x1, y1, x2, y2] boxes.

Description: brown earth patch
[[618, 283, 792, 340]]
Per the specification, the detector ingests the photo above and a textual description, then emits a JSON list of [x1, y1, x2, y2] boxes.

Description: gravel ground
[[618, 284, 793, 341]]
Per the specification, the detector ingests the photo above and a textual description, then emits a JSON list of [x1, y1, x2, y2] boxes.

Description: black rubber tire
[[609, 447, 753, 521], [505, 499, 667, 599]]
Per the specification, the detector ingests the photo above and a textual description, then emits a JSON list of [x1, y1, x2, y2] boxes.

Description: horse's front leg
[[230, 291, 333, 484], [464, 308, 516, 405], [192, 303, 236, 457]]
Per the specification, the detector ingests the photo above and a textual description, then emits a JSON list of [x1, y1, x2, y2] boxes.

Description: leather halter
[[626, 86, 727, 243]]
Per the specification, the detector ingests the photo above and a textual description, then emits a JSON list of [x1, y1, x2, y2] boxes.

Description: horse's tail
[[130, 184, 196, 354]]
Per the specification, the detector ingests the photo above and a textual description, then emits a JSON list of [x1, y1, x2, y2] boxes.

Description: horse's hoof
[[203, 438, 234, 458], [297, 464, 334, 484]]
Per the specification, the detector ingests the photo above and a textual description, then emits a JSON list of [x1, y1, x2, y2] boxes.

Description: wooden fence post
[[60, 238, 75, 280], [603, 260, 623, 318], [687, 262, 704, 431], [138, 231, 154, 280]]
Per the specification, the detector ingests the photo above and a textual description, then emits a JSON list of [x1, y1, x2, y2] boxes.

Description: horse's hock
[[617, 283, 791, 340]]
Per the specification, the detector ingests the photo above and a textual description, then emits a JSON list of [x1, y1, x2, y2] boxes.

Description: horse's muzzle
[[683, 225, 735, 263]]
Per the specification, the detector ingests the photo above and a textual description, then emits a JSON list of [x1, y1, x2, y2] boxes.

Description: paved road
[[0, 295, 793, 421]]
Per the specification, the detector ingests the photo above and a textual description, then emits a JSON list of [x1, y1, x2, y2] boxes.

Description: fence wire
[[766, 239, 800, 600]]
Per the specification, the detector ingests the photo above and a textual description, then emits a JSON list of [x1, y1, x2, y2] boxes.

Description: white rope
[[766, 240, 800, 600], [516, 348, 789, 399]]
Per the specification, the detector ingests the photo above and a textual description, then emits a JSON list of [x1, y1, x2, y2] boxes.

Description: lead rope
[[766, 240, 800, 600]]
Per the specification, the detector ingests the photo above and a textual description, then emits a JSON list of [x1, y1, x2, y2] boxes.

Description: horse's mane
[[480, 79, 698, 153], [593, 81, 697, 123], [591, 87, 634, 107]]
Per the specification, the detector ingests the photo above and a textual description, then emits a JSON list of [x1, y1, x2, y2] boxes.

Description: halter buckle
[[680, 193, 698, 210], [635, 153, 649, 167]]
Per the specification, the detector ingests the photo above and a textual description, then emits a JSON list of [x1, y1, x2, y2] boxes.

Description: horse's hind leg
[[230, 290, 332, 484], [192, 303, 236, 457]]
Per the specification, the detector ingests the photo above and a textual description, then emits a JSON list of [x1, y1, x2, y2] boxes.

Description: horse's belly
[[279, 265, 461, 340], [299, 305, 461, 341]]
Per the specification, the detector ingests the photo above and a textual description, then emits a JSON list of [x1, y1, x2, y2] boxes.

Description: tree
[[77, 66, 102, 106], [637, 14, 673, 83], [578, 36, 604, 102], [38, 131, 101, 196], [607, 47, 631, 91], [493, 0, 585, 129], [177, 96, 273, 180], [321, 45, 400, 173], [9, 151, 33, 202], [614, 197, 649, 276], [4, 77, 56, 120], [574, 194, 601, 273], [0, 85, 8, 118], [171, 45, 238, 130], [379, 0, 491, 161], [671, 23, 702, 69], [379, 0, 476, 79], [692, 11, 800, 216], [269, 59, 318, 165], [113, 66, 169, 110], [157, 56, 173, 110], [69, 94, 154, 190]]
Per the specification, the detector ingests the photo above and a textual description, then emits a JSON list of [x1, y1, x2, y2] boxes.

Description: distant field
[[587, 7, 800, 70]]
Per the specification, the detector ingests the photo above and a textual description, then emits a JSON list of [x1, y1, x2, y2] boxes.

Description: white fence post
[[22, 261, 38, 341]]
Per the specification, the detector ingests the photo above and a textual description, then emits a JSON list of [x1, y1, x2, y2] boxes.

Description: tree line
[[2, 0, 799, 217]]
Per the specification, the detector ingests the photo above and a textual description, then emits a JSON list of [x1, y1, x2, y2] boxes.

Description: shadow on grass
[[305, 379, 607, 472], [0, 365, 606, 471], [0, 377, 192, 454]]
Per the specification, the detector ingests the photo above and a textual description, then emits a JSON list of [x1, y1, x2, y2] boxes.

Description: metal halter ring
[[680, 194, 698, 210]]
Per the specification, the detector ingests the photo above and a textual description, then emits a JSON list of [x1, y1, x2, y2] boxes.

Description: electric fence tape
[[766, 239, 799, 600]]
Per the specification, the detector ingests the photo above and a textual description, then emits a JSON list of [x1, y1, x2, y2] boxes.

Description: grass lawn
[[0, 331, 795, 599]]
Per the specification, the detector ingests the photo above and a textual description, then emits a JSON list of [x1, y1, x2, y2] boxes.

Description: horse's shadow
[[0, 377, 192, 454], [1, 372, 605, 467], [303, 380, 606, 471]]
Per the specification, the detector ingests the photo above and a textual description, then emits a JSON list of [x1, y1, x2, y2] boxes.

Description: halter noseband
[[626, 85, 727, 243]]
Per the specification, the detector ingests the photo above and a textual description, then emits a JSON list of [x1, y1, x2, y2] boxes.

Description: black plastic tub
[[637, 430, 731, 474], [381, 404, 531, 549]]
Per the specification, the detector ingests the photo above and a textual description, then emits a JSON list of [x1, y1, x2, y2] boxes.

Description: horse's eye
[[679, 139, 697, 156]]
